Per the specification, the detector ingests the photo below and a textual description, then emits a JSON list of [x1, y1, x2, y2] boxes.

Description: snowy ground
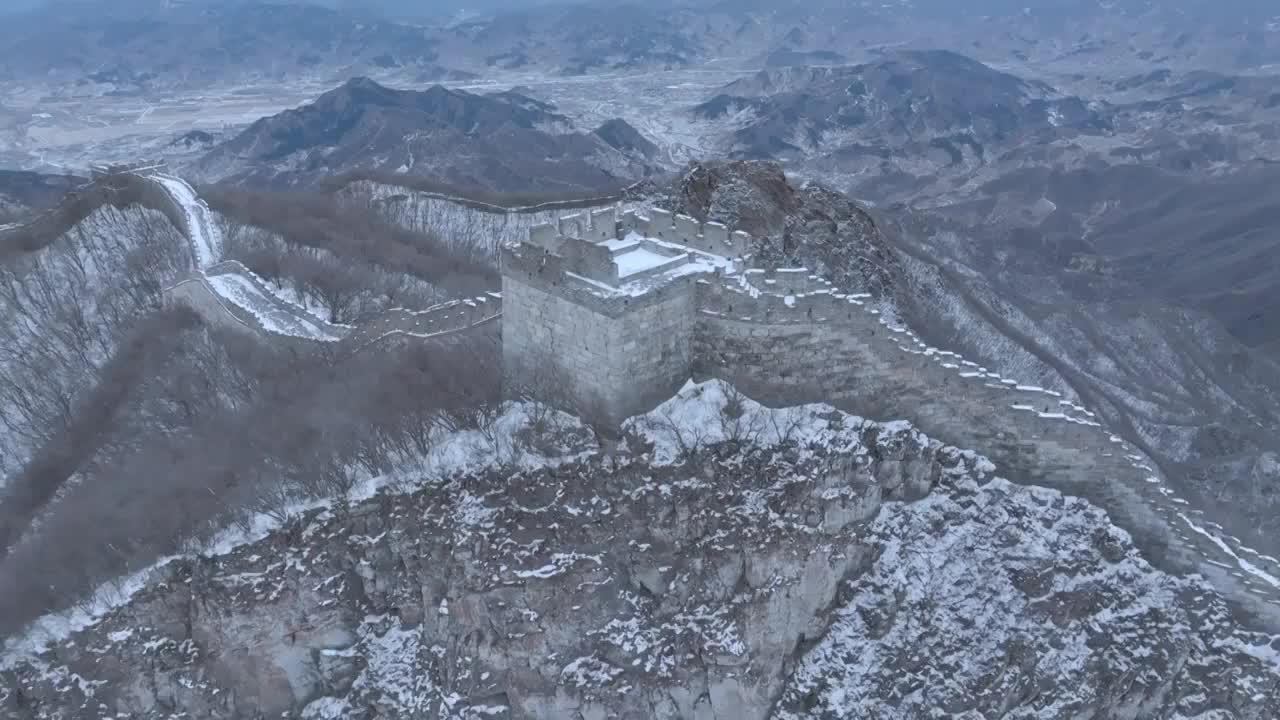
[[205, 273, 344, 342], [1, 399, 594, 667], [152, 174, 222, 267], [5, 379, 1279, 719], [0, 81, 327, 172]]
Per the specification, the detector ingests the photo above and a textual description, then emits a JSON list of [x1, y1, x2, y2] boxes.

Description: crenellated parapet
[[505, 206, 740, 323], [697, 270, 877, 325], [342, 293, 503, 349], [618, 208, 752, 259], [525, 205, 753, 261], [89, 159, 169, 180]]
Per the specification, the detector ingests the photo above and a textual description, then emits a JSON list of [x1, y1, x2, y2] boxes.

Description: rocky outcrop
[[666, 161, 903, 306], [4, 383, 1277, 718]]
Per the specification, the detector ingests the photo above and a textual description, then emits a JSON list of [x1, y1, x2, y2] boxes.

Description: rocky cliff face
[[4, 382, 1277, 718]]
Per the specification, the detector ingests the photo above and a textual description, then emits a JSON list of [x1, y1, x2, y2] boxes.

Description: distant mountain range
[[0, 1, 462, 91], [682, 51, 1280, 356], [688, 47, 1280, 183], [7, 0, 1280, 94], [693, 50, 1111, 161], [193, 78, 663, 191]]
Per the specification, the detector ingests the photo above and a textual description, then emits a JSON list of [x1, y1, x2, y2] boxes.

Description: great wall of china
[[0, 164, 502, 350], [6, 166, 1280, 630], [503, 204, 1280, 628]]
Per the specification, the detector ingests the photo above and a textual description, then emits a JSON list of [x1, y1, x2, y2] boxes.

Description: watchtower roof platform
[[565, 231, 737, 298], [507, 207, 742, 307]]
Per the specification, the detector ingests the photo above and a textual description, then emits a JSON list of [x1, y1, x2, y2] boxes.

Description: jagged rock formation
[[667, 161, 902, 305], [3, 384, 1277, 718]]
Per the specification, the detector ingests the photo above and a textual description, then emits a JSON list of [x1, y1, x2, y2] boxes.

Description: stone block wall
[[741, 268, 831, 296], [343, 293, 502, 349], [692, 278, 1121, 486], [502, 273, 697, 426], [0, 172, 192, 260], [588, 208, 616, 241], [559, 234, 618, 283], [527, 206, 754, 265], [529, 223, 560, 250], [503, 243, 707, 319], [125, 174, 207, 263]]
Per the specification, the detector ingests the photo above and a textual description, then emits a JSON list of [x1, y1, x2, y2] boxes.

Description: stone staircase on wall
[[8, 167, 506, 351]]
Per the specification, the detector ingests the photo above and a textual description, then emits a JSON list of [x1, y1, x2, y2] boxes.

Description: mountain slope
[[928, 161, 1280, 352], [4, 383, 1277, 718], [692, 51, 1110, 178], [194, 78, 663, 191], [344, 160, 1280, 576], [679, 49, 1280, 213], [652, 160, 1280, 573]]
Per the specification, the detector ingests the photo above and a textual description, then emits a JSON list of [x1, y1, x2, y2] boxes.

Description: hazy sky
[[0, 0, 563, 17]]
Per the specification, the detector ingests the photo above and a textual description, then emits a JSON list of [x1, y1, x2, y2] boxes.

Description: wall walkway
[[691, 275, 1280, 626], [340, 293, 503, 350]]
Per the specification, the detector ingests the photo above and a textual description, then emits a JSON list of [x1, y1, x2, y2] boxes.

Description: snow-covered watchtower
[[501, 207, 748, 426]]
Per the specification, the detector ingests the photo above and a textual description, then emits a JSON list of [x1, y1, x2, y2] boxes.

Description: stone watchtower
[[501, 207, 750, 426]]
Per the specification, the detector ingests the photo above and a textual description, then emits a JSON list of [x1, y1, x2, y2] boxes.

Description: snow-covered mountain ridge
[[339, 163, 1280, 627], [3, 381, 1277, 718], [0, 159, 1274, 712]]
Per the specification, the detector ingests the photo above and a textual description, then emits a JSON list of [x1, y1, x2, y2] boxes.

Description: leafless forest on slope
[[0, 180, 516, 636], [2, 0, 1280, 716]]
